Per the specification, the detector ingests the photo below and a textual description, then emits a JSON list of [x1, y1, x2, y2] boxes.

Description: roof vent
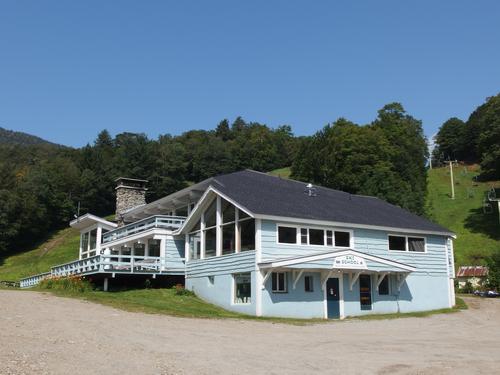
[[305, 183, 317, 197]]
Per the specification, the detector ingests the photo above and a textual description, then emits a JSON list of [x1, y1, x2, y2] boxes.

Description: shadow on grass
[[464, 207, 500, 241], [0, 229, 61, 269]]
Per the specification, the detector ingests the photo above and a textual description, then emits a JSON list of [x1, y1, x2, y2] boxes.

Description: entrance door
[[326, 278, 340, 319]]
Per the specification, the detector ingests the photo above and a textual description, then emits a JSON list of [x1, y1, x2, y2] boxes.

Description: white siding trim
[[255, 218, 263, 317]]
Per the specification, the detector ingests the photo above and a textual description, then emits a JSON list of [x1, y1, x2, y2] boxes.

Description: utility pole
[[449, 160, 455, 200]]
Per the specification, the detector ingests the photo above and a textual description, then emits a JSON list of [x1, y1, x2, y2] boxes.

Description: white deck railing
[[20, 255, 169, 288], [102, 215, 186, 243], [19, 272, 51, 288]]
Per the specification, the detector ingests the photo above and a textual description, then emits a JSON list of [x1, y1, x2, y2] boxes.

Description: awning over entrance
[[257, 249, 416, 292]]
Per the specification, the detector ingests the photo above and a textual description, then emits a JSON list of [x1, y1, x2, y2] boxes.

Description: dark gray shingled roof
[[210, 170, 453, 235]]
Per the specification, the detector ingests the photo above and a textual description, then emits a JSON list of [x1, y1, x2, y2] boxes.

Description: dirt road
[[0, 291, 498, 375]]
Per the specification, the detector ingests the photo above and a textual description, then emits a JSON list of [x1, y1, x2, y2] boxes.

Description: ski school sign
[[333, 255, 367, 270]]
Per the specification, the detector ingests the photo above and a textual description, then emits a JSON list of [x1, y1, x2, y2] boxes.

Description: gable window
[[334, 231, 350, 247], [278, 226, 297, 244], [240, 218, 255, 251], [188, 196, 255, 260], [234, 273, 251, 304], [222, 224, 236, 255], [388, 235, 426, 253], [272, 272, 287, 293], [204, 227, 217, 257], [309, 229, 324, 246], [378, 275, 389, 295], [388, 235, 406, 251], [222, 199, 235, 223], [304, 275, 314, 292], [408, 237, 425, 252]]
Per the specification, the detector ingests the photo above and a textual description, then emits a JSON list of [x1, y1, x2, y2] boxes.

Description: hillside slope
[[0, 126, 58, 146], [0, 228, 80, 281], [427, 164, 499, 266]]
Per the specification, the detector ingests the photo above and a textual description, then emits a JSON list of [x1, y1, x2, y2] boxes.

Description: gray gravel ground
[[0, 291, 499, 375]]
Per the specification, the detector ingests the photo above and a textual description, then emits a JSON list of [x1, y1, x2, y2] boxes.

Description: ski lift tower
[[487, 188, 500, 226]]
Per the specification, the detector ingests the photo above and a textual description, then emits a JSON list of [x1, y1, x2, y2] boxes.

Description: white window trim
[[276, 223, 354, 249], [388, 234, 427, 254], [272, 272, 288, 293]]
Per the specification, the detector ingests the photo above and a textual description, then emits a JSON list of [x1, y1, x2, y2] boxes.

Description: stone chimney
[[115, 177, 148, 226]]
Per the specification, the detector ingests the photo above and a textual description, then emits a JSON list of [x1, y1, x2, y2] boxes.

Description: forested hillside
[[433, 93, 500, 179], [0, 126, 58, 146]]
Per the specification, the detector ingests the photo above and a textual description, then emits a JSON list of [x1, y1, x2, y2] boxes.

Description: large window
[[234, 273, 251, 304], [278, 225, 351, 248], [148, 239, 161, 257], [309, 229, 324, 245], [80, 228, 100, 259], [334, 231, 350, 247], [388, 235, 406, 251], [204, 227, 217, 258], [89, 229, 97, 250], [134, 243, 145, 259], [408, 237, 425, 252], [389, 235, 426, 253], [222, 224, 236, 255], [81, 232, 89, 253], [272, 272, 287, 293], [278, 226, 297, 244]]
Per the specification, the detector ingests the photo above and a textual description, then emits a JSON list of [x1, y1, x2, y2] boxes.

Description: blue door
[[326, 278, 340, 319]]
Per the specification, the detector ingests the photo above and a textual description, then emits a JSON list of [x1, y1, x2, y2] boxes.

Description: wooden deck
[[19, 255, 184, 288]]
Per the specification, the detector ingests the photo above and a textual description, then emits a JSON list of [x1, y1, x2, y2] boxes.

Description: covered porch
[[258, 249, 416, 319]]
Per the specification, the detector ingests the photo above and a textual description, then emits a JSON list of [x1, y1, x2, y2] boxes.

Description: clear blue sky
[[1, 1, 499, 147]]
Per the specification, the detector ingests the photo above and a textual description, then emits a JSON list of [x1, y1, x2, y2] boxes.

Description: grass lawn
[[427, 164, 500, 266], [0, 227, 80, 282], [33, 286, 325, 325], [268, 167, 292, 179]]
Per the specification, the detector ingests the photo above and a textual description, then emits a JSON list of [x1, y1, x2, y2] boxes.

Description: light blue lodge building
[[21, 171, 456, 319]]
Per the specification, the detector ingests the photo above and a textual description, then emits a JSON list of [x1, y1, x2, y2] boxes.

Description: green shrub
[[38, 275, 93, 293], [173, 284, 194, 296]]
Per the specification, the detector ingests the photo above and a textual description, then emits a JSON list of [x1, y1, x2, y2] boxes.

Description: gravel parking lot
[[0, 290, 499, 375]]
